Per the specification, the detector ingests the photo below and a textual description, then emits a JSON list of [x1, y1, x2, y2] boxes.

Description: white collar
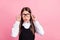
[[22, 22, 31, 29]]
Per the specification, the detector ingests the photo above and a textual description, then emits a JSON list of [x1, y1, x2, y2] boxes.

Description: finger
[[32, 15, 35, 18]]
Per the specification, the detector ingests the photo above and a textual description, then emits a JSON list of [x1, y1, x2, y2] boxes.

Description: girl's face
[[22, 11, 30, 22]]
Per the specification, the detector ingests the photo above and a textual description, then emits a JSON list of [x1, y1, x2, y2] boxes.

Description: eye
[[22, 13, 30, 16]]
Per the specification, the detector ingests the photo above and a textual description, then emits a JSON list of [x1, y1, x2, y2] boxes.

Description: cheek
[[27, 16, 30, 20]]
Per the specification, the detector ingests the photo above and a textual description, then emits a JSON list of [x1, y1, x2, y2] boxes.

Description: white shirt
[[11, 20, 44, 37], [22, 21, 31, 29]]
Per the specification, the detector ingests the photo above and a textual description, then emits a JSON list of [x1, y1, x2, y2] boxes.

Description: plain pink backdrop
[[0, 0, 60, 40]]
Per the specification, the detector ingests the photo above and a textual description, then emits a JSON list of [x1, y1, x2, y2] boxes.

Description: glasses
[[22, 14, 30, 16]]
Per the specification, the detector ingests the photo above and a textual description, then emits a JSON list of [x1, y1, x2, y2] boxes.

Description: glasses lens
[[23, 14, 30, 16]]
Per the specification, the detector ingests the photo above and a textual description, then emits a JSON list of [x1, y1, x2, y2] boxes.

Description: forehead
[[22, 11, 30, 14]]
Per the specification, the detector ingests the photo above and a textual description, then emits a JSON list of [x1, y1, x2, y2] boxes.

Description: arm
[[33, 20, 44, 36], [11, 21, 20, 37]]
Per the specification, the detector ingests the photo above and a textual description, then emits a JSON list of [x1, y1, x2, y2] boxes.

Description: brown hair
[[19, 7, 36, 37]]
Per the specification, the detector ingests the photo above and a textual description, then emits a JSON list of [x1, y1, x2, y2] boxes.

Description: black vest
[[19, 26, 35, 40]]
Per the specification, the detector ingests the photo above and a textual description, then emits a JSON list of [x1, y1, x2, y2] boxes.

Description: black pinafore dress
[[19, 26, 35, 40]]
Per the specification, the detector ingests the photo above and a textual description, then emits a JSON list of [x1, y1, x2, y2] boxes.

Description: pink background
[[0, 0, 60, 40]]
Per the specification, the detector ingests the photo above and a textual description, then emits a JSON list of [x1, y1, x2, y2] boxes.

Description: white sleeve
[[33, 20, 44, 36], [11, 21, 20, 37]]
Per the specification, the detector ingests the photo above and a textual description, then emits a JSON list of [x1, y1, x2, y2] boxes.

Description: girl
[[11, 7, 44, 40]]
